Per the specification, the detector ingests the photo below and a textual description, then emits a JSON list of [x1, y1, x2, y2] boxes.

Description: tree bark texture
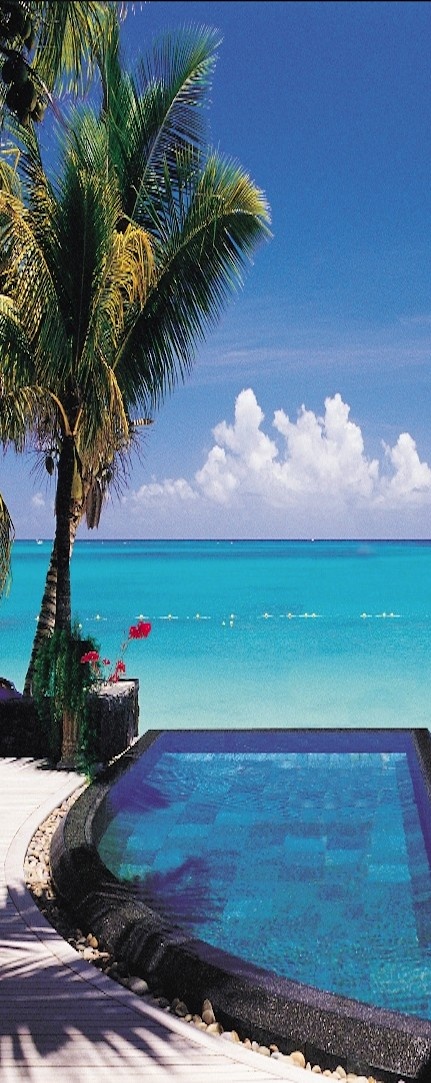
[[24, 452, 87, 693], [23, 540, 58, 695], [54, 435, 76, 633]]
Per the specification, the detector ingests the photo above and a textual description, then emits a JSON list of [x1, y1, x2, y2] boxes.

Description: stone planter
[[88, 678, 139, 763]]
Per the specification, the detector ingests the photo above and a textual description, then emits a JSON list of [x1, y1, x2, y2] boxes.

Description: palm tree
[[0, 24, 270, 698], [0, 113, 152, 624], [0, 1, 129, 596]]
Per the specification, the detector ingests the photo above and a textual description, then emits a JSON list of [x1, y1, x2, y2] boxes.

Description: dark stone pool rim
[[50, 728, 431, 1083]]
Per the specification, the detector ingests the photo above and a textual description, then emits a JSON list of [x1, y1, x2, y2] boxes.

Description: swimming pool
[[51, 729, 431, 1080], [97, 729, 431, 1021]]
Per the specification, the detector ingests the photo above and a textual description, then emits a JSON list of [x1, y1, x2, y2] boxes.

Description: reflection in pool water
[[97, 730, 431, 1020]]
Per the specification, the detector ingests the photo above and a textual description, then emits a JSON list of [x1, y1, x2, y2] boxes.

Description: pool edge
[[50, 728, 431, 1083]]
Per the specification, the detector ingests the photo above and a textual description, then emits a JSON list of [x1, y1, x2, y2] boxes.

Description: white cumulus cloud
[[382, 433, 431, 501], [196, 389, 382, 507], [133, 477, 197, 504], [195, 388, 278, 504], [129, 389, 431, 538], [195, 445, 240, 504], [273, 392, 379, 499]]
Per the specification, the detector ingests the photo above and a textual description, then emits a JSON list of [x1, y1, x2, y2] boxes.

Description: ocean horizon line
[[13, 536, 431, 545]]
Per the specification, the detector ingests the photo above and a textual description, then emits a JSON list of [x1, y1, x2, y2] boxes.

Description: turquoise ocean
[[2, 538, 431, 731]]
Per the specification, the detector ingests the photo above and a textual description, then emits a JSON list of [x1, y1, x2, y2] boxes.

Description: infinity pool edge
[[50, 728, 431, 1082]]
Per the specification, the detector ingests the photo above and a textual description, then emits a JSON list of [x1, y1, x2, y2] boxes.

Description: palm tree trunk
[[24, 514, 82, 695], [54, 434, 75, 634], [24, 437, 83, 695], [23, 539, 58, 695]]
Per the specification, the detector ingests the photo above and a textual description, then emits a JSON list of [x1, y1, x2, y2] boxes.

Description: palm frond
[[30, 1, 119, 96], [87, 220, 153, 361], [0, 392, 36, 450], [0, 294, 35, 392], [0, 146, 22, 199], [115, 149, 271, 411], [0, 357, 55, 451], [75, 356, 130, 461], [54, 118, 152, 399], [45, 112, 118, 370], [0, 493, 14, 598], [0, 191, 69, 380], [103, 25, 221, 223]]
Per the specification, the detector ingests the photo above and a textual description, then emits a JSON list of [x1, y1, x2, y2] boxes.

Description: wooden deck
[[0, 756, 313, 1083]]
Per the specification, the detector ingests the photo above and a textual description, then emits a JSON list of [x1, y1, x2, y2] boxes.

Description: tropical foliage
[[0, 492, 13, 595], [32, 623, 100, 765], [0, 0, 127, 592], [0, 2, 125, 122], [0, 21, 270, 698], [0, 372, 42, 594]]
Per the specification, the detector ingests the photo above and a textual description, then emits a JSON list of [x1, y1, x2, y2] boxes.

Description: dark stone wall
[[0, 679, 139, 763], [0, 697, 43, 757], [88, 680, 139, 763]]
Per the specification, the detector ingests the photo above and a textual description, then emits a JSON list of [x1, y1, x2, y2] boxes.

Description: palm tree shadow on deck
[[0, 881, 210, 1078]]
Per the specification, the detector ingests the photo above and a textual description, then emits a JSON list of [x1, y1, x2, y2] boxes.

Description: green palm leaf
[[0, 146, 22, 199], [102, 25, 221, 222], [115, 149, 271, 410], [0, 189, 70, 385], [0, 493, 14, 597], [30, 1, 120, 96]]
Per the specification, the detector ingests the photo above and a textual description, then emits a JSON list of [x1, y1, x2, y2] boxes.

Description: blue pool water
[[98, 730, 431, 1020], [3, 538, 431, 728]]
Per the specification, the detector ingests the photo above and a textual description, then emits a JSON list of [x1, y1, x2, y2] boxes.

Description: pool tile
[[414, 897, 431, 947], [325, 849, 363, 870], [99, 739, 431, 1019], [367, 862, 411, 883]]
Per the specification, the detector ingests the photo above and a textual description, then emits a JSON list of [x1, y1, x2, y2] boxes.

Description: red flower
[[108, 658, 126, 683], [80, 650, 100, 664], [84, 617, 150, 684], [129, 621, 151, 640]]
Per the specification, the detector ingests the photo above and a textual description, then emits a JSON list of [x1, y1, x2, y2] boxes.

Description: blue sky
[[3, 0, 431, 539]]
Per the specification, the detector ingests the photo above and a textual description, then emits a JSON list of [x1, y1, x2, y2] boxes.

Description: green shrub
[[33, 623, 100, 768]]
